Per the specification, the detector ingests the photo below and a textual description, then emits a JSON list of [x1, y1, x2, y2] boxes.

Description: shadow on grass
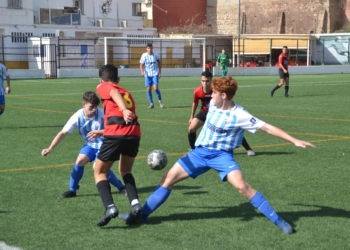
[[78, 185, 204, 198], [88, 203, 350, 230], [0, 211, 11, 214], [138, 203, 350, 229]]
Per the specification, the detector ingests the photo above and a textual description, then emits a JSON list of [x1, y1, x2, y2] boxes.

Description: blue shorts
[[79, 144, 99, 162], [0, 95, 5, 105], [178, 147, 240, 181], [145, 76, 159, 87]]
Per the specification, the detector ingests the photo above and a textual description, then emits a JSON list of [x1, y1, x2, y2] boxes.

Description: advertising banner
[[315, 35, 350, 65]]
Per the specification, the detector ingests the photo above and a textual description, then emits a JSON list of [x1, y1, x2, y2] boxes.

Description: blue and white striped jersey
[[63, 108, 104, 149], [0, 63, 9, 95], [140, 52, 160, 77], [195, 100, 266, 152]]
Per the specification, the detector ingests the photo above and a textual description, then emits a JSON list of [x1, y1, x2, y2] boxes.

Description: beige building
[[206, 0, 350, 35]]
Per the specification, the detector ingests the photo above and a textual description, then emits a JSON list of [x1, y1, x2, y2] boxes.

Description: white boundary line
[[0, 242, 24, 250]]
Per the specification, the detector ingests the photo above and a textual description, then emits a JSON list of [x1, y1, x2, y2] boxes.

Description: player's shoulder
[[0, 63, 6, 70], [233, 103, 249, 114], [194, 85, 202, 93]]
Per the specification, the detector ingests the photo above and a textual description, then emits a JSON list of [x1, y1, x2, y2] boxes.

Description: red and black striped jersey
[[193, 85, 212, 112], [278, 53, 289, 69], [96, 82, 141, 138]]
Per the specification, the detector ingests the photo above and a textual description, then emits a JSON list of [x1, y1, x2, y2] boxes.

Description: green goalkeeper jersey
[[217, 53, 230, 66]]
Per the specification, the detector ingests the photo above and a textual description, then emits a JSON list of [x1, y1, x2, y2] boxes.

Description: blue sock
[[69, 164, 84, 192], [249, 191, 280, 224], [147, 90, 153, 104], [0, 110, 3, 115], [142, 186, 171, 218], [107, 170, 125, 190], [155, 89, 162, 101]]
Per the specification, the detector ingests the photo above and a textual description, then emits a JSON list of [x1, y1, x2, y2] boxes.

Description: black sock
[[272, 85, 281, 92], [285, 86, 289, 95], [241, 137, 252, 151], [188, 133, 196, 149], [123, 173, 138, 204], [96, 180, 114, 210]]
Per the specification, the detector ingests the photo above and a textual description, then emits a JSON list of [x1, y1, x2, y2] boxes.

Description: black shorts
[[97, 136, 140, 162], [195, 110, 208, 123], [278, 68, 289, 79]]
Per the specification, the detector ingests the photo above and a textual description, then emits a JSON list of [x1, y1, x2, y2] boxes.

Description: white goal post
[[94, 37, 207, 71]]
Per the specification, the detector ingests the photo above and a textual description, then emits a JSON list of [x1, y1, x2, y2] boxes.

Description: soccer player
[[94, 64, 142, 227], [140, 43, 164, 109], [41, 91, 126, 199], [0, 63, 11, 117], [188, 71, 255, 156], [121, 76, 316, 234], [271, 46, 290, 97], [216, 48, 231, 76]]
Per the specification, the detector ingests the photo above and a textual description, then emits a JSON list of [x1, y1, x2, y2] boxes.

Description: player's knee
[[234, 183, 251, 196], [188, 127, 196, 134]]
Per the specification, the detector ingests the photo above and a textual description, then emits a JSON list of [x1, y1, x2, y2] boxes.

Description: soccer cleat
[[270, 90, 274, 97], [148, 104, 154, 109], [122, 203, 143, 225], [159, 101, 164, 108], [246, 150, 256, 156], [119, 188, 128, 197], [275, 218, 293, 234], [284, 94, 291, 98], [119, 213, 148, 224], [58, 190, 76, 199], [96, 205, 119, 227]]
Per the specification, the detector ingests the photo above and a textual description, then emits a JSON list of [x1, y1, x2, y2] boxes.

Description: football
[[147, 150, 168, 170]]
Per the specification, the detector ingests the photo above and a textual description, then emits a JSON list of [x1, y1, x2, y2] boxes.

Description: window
[[11, 32, 32, 43], [74, 0, 84, 15], [132, 3, 141, 16], [127, 35, 153, 45], [8, 0, 22, 9], [141, 12, 148, 20]]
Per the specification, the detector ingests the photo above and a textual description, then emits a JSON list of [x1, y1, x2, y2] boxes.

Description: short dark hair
[[283, 46, 288, 49], [201, 71, 213, 79], [83, 91, 100, 106], [99, 64, 119, 83], [146, 43, 153, 47]]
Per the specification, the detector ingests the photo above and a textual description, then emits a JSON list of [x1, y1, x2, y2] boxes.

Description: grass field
[[0, 74, 350, 250]]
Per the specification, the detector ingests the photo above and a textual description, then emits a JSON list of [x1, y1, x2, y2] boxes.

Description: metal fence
[[1, 35, 349, 77]]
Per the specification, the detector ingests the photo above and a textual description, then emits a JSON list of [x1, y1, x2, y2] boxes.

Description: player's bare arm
[[87, 130, 104, 141], [140, 63, 144, 77], [259, 123, 316, 148], [6, 75, 11, 94], [41, 131, 68, 156], [158, 60, 162, 79], [110, 89, 134, 124]]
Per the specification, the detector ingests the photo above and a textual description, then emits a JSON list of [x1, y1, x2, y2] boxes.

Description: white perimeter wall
[[9, 65, 350, 79]]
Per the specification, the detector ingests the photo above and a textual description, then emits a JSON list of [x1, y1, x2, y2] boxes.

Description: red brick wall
[[153, 0, 207, 31]]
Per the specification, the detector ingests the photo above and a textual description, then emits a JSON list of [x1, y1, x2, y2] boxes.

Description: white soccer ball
[[147, 150, 168, 170]]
